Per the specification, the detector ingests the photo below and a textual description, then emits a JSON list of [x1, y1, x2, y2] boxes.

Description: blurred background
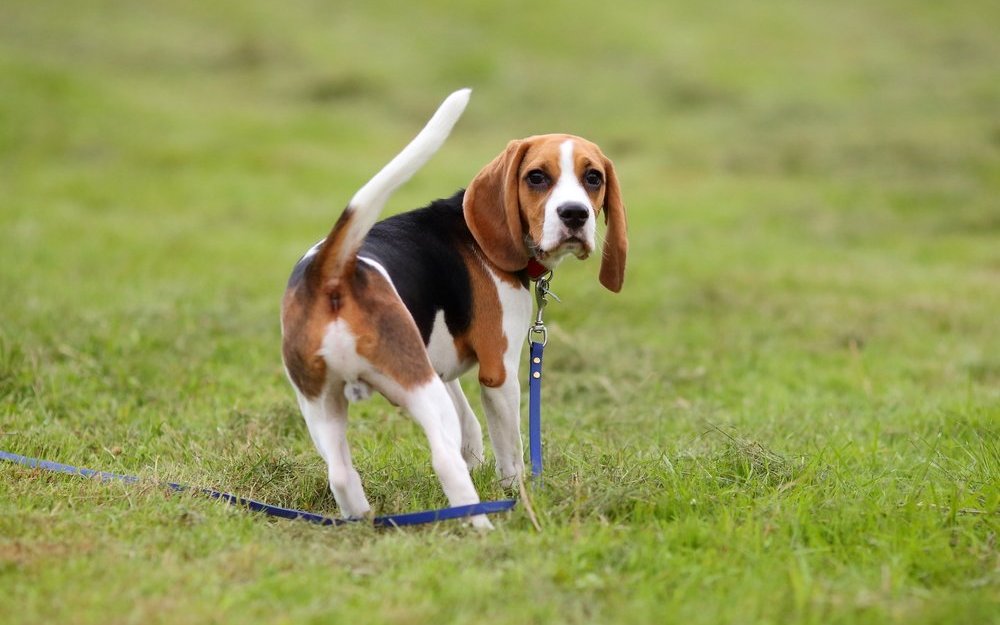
[[1, 2, 998, 622], [1, 0, 997, 455]]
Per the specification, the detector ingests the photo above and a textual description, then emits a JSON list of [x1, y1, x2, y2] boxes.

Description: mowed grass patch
[[1, 1, 998, 623]]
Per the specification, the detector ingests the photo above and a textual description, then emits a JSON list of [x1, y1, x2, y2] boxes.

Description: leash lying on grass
[[0, 278, 555, 529], [0, 449, 517, 528]]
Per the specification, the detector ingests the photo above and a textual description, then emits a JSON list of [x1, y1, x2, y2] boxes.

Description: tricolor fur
[[281, 89, 627, 530]]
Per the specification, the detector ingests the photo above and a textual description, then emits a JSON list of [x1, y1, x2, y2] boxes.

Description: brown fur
[[462, 140, 533, 272], [464, 134, 627, 291], [343, 264, 437, 393], [596, 155, 627, 292], [284, 134, 626, 401], [452, 247, 512, 388], [282, 211, 437, 401], [281, 286, 328, 398]]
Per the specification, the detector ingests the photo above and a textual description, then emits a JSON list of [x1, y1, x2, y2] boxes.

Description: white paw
[[468, 514, 494, 531], [496, 462, 525, 490], [462, 444, 485, 472], [340, 506, 372, 522]]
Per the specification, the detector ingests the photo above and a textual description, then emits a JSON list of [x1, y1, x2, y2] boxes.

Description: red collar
[[525, 257, 549, 280]]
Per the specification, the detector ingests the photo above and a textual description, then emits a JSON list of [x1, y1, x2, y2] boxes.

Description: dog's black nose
[[556, 203, 589, 229]]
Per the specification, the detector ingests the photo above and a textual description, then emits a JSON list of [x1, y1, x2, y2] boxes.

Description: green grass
[[1, 0, 998, 623]]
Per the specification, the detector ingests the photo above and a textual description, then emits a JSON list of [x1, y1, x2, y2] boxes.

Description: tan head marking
[[464, 134, 627, 291]]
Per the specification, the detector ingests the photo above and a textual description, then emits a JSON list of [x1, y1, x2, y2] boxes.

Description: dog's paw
[[496, 462, 525, 490], [340, 503, 373, 522], [468, 514, 494, 531], [461, 444, 485, 472], [344, 380, 372, 403]]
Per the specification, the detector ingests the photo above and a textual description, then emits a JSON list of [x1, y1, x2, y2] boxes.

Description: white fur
[[309, 271, 492, 529], [538, 139, 597, 262], [318, 319, 368, 383], [478, 265, 532, 485], [296, 385, 370, 518], [357, 255, 394, 284], [427, 310, 473, 380], [303, 238, 324, 260], [445, 379, 485, 470], [369, 372, 493, 530], [333, 89, 472, 273]]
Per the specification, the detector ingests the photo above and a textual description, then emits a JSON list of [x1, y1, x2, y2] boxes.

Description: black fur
[[359, 190, 474, 343], [286, 246, 313, 290], [286, 190, 482, 345]]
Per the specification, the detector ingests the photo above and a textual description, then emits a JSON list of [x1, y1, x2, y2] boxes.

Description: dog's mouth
[[529, 237, 591, 263], [559, 237, 590, 259]]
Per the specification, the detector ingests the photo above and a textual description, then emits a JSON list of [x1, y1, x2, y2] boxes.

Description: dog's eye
[[584, 169, 603, 189], [525, 170, 550, 189]]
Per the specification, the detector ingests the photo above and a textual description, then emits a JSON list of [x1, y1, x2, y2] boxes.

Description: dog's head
[[463, 134, 628, 292]]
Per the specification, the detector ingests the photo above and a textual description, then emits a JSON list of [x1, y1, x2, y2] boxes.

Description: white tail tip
[[348, 88, 472, 211]]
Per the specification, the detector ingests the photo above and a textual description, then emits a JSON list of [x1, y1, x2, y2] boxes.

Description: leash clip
[[529, 271, 558, 346]]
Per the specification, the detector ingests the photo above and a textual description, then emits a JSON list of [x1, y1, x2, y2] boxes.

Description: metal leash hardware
[[528, 270, 560, 346], [527, 270, 558, 479]]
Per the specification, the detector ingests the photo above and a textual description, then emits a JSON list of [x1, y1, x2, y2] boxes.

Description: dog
[[280, 90, 626, 529]]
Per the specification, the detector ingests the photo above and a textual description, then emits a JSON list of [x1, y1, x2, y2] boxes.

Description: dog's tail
[[311, 89, 471, 288]]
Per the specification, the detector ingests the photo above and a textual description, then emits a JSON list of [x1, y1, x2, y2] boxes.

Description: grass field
[[1, 1, 998, 623]]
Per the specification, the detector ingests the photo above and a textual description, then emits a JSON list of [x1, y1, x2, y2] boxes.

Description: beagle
[[280, 90, 626, 529]]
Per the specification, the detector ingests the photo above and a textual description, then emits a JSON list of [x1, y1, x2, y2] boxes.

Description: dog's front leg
[[481, 375, 525, 489], [479, 280, 531, 488]]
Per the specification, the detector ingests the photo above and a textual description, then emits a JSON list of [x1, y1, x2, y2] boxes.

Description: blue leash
[[0, 335, 548, 531], [527, 268, 556, 479], [0, 449, 517, 527], [0, 278, 554, 529], [528, 340, 544, 477]]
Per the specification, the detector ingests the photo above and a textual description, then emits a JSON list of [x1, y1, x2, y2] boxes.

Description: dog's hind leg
[[401, 378, 493, 530], [296, 385, 370, 519]]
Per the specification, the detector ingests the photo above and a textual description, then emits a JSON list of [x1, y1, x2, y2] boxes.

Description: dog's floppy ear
[[464, 139, 532, 272], [598, 155, 628, 293]]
